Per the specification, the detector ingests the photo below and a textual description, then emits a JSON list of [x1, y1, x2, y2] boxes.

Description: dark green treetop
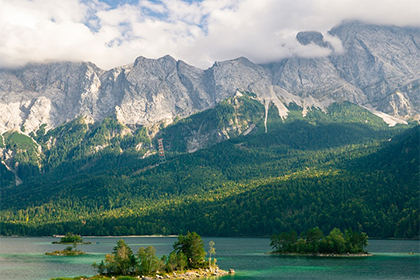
[[173, 231, 207, 268]]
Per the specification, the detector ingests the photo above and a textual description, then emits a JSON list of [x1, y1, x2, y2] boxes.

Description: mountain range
[[0, 21, 419, 136], [0, 21, 419, 238]]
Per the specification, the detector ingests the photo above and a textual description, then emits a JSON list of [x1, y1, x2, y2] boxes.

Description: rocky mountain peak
[[0, 21, 418, 135]]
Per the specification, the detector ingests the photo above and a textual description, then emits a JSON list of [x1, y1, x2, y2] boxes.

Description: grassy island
[[46, 244, 86, 256], [51, 232, 234, 280], [52, 232, 92, 244], [270, 227, 371, 256]]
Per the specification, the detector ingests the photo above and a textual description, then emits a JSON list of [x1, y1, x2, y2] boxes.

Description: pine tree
[[173, 231, 206, 268]]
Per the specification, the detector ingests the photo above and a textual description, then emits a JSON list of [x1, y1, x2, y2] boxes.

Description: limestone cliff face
[[328, 21, 420, 117], [0, 21, 418, 135], [115, 55, 214, 126], [0, 62, 104, 132]]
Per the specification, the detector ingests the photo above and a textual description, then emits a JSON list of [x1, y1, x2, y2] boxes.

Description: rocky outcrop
[[0, 21, 418, 135], [296, 31, 331, 48], [135, 267, 233, 280]]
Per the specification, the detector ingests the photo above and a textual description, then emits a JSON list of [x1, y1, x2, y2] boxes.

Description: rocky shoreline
[[53, 267, 235, 280], [137, 267, 235, 280]]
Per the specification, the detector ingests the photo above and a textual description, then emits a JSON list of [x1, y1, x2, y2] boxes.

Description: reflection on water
[[0, 237, 418, 280]]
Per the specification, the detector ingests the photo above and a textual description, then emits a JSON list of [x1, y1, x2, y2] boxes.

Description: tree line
[[270, 227, 368, 254]]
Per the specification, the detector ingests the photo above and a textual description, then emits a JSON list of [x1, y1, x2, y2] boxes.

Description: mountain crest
[[0, 21, 418, 136]]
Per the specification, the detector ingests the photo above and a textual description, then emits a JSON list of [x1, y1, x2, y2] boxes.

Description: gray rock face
[[114, 55, 214, 126], [0, 56, 215, 133], [0, 62, 105, 132], [0, 21, 418, 134], [267, 21, 420, 122], [296, 31, 330, 48], [329, 21, 420, 116]]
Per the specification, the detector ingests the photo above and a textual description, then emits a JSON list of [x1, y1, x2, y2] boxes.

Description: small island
[[52, 232, 92, 244], [51, 232, 234, 280], [270, 227, 371, 257], [46, 243, 86, 256]]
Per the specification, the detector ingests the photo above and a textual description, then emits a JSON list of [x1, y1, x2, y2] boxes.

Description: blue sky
[[98, 0, 204, 7], [98, 0, 143, 6], [0, 0, 419, 70]]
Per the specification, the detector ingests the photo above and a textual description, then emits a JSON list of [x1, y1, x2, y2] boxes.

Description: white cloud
[[0, 0, 419, 70], [324, 34, 345, 54], [139, 0, 167, 14], [0, 0, 94, 67]]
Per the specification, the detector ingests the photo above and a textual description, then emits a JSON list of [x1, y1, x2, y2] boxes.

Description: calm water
[[0, 237, 419, 280]]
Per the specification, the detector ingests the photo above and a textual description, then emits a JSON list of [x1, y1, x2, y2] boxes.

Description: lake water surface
[[0, 237, 418, 280]]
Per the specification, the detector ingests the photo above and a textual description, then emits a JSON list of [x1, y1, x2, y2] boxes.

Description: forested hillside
[[0, 95, 418, 238]]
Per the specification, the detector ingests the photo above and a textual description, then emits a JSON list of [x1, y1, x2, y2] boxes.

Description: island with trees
[[270, 227, 371, 256], [52, 232, 92, 244], [51, 231, 234, 280], [46, 243, 86, 256]]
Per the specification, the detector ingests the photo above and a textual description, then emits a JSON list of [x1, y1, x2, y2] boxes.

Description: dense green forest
[[0, 95, 418, 238]]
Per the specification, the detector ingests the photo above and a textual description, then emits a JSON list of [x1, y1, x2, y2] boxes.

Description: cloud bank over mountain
[[1, 0, 419, 69]]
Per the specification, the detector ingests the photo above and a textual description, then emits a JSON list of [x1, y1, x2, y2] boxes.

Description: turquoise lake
[[0, 237, 419, 280]]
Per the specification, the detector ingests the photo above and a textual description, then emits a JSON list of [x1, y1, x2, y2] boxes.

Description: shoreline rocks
[[269, 252, 373, 257], [53, 267, 235, 280], [161, 267, 234, 279]]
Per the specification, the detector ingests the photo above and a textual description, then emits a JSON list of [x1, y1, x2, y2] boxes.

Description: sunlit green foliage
[[93, 233, 210, 277], [3, 131, 37, 150], [137, 246, 163, 275], [2, 131, 40, 178]]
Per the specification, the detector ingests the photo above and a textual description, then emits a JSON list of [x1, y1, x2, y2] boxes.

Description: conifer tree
[[173, 231, 206, 268]]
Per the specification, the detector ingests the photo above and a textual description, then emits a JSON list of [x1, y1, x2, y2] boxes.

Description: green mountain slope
[[0, 94, 418, 238]]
